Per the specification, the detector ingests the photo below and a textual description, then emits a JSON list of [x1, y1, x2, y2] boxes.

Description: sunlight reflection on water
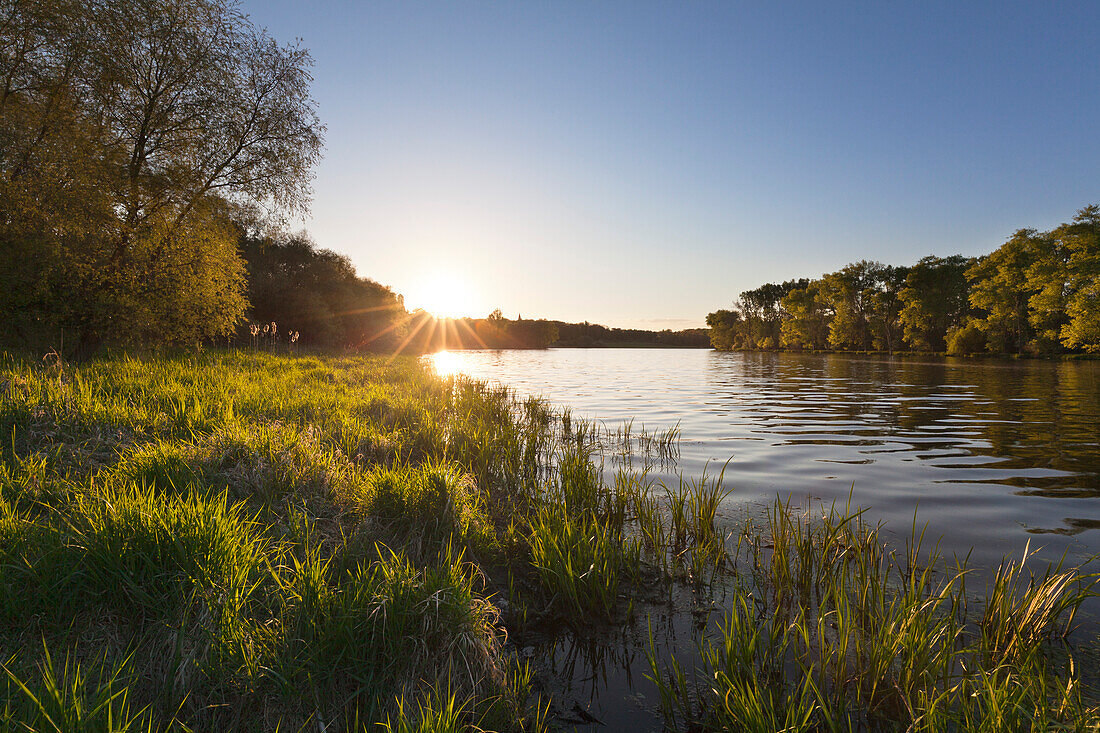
[[428, 349, 466, 378]]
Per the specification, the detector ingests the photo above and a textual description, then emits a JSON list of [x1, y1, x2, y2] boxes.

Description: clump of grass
[[274, 545, 504, 726], [194, 422, 360, 506], [1, 645, 161, 733], [109, 440, 200, 493], [379, 687, 469, 733], [363, 461, 493, 554], [648, 498, 1100, 731], [980, 541, 1093, 666], [528, 505, 640, 622], [74, 486, 267, 628]]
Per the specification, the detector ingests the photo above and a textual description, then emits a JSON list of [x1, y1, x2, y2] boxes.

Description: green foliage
[[275, 546, 503, 723], [0, 352, 535, 729], [1047, 206, 1100, 352], [898, 255, 974, 352], [1, 647, 158, 733], [0, 0, 322, 351], [780, 282, 831, 350], [74, 487, 266, 625], [709, 205, 1100, 355], [946, 320, 987, 355], [528, 505, 639, 622], [818, 260, 887, 350], [364, 462, 494, 552], [2, 350, 1097, 730], [966, 230, 1041, 353], [706, 309, 745, 350]]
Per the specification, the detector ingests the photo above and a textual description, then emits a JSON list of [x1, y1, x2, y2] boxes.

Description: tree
[[1031, 206, 1100, 353], [898, 255, 973, 351], [706, 309, 744, 351], [737, 279, 807, 348], [965, 230, 1041, 353], [866, 265, 908, 352], [818, 261, 885, 350], [780, 281, 831, 350], [240, 233, 405, 350], [0, 0, 323, 351], [946, 321, 986, 355]]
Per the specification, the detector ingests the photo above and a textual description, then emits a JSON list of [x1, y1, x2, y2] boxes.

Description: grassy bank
[[0, 351, 1096, 731]]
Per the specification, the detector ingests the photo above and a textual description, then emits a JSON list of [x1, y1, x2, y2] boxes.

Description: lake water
[[428, 348, 1100, 729], [432, 348, 1100, 571]]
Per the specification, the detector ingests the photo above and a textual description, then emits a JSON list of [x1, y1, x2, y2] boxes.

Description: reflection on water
[[430, 349, 1100, 567], [530, 585, 727, 732]]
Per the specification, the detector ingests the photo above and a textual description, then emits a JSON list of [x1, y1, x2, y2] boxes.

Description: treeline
[[239, 232, 406, 351], [395, 311, 709, 352], [708, 206, 1100, 356], [551, 321, 710, 348], [395, 310, 557, 352]]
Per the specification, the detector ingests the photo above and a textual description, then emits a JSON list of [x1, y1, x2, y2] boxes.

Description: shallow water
[[429, 348, 1100, 728], [432, 348, 1100, 567]]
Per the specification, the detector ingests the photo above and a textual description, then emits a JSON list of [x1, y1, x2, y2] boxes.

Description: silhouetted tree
[[240, 233, 404, 350]]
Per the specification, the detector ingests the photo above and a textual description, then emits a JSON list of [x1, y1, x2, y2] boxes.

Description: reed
[[648, 498, 1100, 731], [528, 505, 640, 622]]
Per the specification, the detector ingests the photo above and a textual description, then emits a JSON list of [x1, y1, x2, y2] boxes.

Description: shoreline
[[0, 350, 1095, 730]]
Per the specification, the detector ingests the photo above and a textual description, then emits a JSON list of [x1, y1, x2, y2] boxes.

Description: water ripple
[[428, 348, 1100, 566]]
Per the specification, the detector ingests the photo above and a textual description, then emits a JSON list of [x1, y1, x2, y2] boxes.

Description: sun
[[405, 272, 477, 319]]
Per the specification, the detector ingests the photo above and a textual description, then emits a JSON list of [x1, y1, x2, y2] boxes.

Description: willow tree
[[0, 0, 323, 351]]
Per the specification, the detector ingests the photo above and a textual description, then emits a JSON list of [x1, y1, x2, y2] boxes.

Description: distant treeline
[[390, 310, 709, 352], [708, 206, 1100, 356], [551, 322, 710, 348], [237, 235, 708, 352]]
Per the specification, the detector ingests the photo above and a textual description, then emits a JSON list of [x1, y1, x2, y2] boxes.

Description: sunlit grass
[[0, 349, 1096, 730], [647, 498, 1100, 731]]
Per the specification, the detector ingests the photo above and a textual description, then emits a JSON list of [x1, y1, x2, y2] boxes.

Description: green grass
[[647, 498, 1100, 731], [0, 351, 552, 730], [0, 349, 1096, 731]]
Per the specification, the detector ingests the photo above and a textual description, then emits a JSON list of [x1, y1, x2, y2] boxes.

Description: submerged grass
[[0, 349, 1096, 731]]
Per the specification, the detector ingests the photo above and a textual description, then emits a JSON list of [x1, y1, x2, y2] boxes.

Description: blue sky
[[242, 1, 1100, 328]]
